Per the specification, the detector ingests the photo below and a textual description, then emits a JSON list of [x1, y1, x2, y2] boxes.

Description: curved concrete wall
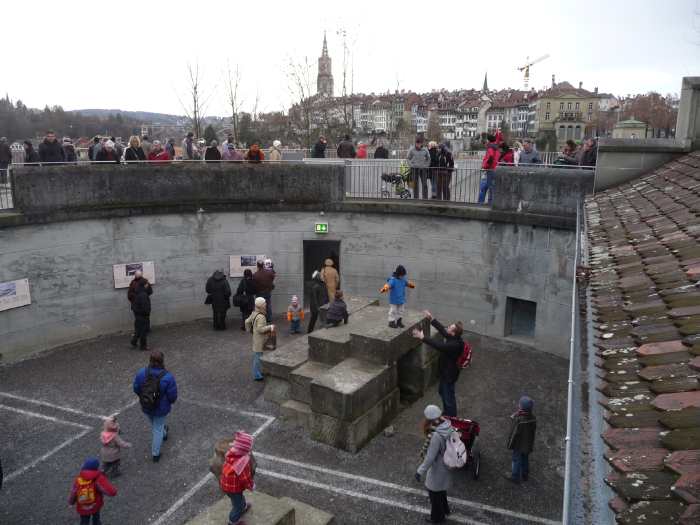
[[0, 211, 574, 362]]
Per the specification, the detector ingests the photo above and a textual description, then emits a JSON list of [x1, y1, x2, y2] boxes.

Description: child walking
[[380, 265, 415, 328], [220, 431, 255, 525], [100, 416, 132, 478], [287, 295, 304, 334], [505, 396, 537, 483], [68, 457, 118, 525]]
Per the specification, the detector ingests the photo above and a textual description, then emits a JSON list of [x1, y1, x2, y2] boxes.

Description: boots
[[388, 321, 397, 328], [397, 318, 405, 328]]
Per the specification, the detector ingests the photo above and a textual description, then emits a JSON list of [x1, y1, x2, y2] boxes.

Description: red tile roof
[[586, 150, 700, 523]]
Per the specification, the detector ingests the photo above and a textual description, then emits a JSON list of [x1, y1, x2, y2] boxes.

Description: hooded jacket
[[508, 411, 537, 453], [68, 468, 117, 516], [336, 139, 356, 159], [24, 146, 40, 163], [205, 146, 222, 162], [100, 420, 131, 464], [481, 142, 500, 170], [422, 319, 463, 384], [235, 275, 256, 311], [63, 144, 78, 163], [132, 366, 178, 417], [206, 271, 231, 310], [39, 139, 65, 163], [416, 419, 453, 491], [320, 259, 339, 301], [309, 273, 329, 313], [326, 298, 348, 324]]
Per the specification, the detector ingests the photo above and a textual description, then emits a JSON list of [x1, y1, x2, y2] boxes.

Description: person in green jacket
[[505, 396, 537, 483]]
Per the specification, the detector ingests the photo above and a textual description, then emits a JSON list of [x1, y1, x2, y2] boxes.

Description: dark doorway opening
[[303, 240, 341, 306], [505, 297, 537, 338]]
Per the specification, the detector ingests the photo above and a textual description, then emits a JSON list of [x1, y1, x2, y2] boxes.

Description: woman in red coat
[[68, 458, 117, 524], [499, 142, 515, 165], [147, 141, 171, 165]]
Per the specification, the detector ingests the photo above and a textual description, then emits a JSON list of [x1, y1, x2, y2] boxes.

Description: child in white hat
[[287, 295, 304, 334]]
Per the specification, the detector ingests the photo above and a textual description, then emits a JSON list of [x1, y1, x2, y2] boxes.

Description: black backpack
[[139, 367, 166, 411]]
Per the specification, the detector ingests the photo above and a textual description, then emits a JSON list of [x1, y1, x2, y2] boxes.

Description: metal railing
[[0, 168, 13, 210]]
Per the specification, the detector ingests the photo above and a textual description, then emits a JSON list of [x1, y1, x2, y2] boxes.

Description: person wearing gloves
[[506, 396, 537, 483], [380, 264, 415, 328], [245, 297, 275, 381], [219, 431, 256, 525], [415, 405, 453, 523]]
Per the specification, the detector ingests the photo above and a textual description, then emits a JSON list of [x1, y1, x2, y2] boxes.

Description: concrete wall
[[0, 211, 575, 362]]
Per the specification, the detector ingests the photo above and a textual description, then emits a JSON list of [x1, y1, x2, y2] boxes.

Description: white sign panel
[[0, 279, 31, 312], [113, 261, 156, 289], [229, 255, 266, 278]]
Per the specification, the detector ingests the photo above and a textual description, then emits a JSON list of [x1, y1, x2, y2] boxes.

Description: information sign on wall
[[112, 261, 156, 289], [0, 279, 31, 312], [229, 255, 267, 278]]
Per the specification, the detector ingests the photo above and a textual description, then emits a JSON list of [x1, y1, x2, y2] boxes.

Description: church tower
[[317, 32, 334, 97]]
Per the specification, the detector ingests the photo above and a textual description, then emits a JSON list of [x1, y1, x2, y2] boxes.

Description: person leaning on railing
[[95, 140, 121, 164], [147, 141, 170, 164], [407, 136, 431, 199], [124, 136, 146, 163]]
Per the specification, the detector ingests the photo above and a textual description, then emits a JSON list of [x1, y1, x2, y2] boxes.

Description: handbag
[[232, 293, 246, 308], [263, 331, 277, 351]]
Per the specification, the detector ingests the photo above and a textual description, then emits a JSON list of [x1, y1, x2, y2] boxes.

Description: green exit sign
[[315, 222, 329, 234]]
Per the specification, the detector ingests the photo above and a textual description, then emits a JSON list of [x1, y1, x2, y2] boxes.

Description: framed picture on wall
[[229, 255, 266, 277], [0, 279, 31, 312], [113, 261, 156, 289]]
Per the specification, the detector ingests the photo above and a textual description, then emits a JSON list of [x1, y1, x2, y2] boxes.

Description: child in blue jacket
[[380, 265, 415, 328]]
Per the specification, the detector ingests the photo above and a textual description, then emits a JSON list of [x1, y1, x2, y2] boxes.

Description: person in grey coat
[[416, 404, 453, 523], [406, 137, 431, 199], [518, 139, 541, 164]]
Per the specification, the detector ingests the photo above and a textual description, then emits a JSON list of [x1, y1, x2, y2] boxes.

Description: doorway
[[303, 240, 340, 305]]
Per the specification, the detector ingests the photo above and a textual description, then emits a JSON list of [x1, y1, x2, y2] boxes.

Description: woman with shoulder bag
[[234, 269, 256, 331], [244, 297, 276, 381], [124, 136, 146, 163]]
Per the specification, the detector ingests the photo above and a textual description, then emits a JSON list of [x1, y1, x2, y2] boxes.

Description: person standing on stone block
[[206, 269, 232, 330], [505, 396, 537, 484], [219, 431, 255, 525], [307, 270, 328, 333], [245, 297, 275, 381], [415, 404, 453, 523], [320, 258, 339, 304], [412, 311, 464, 417], [287, 295, 304, 334], [380, 264, 415, 328], [132, 350, 178, 462], [128, 270, 153, 351], [325, 290, 349, 327]]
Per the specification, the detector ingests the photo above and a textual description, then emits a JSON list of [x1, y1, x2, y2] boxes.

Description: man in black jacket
[[128, 271, 153, 350], [307, 270, 328, 333], [312, 136, 327, 158], [336, 134, 356, 158], [205, 270, 231, 330], [412, 310, 463, 417], [38, 130, 65, 163]]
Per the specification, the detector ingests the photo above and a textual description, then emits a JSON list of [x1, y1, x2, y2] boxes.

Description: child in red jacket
[[68, 458, 117, 524], [219, 432, 255, 525]]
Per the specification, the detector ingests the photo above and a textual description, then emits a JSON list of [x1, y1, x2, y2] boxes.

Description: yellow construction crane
[[518, 54, 550, 89]]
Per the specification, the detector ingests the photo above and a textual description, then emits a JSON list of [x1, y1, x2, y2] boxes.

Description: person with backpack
[[128, 271, 153, 351], [415, 405, 455, 524], [219, 431, 256, 525], [412, 311, 464, 417], [132, 351, 178, 462], [244, 297, 275, 381], [506, 396, 537, 483], [68, 457, 117, 524]]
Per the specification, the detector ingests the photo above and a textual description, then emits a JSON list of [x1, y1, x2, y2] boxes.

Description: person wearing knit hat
[[100, 416, 132, 478], [68, 457, 118, 522], [95, 139, 120, 164], [287, 295, 304, 334], [505, 395, 537, 483], [245, 296, 275, 381], [220, 431, 256, 525], [380, 264, 415, 328], [416, 404, 453, 523], [269, 139, 282, 161]]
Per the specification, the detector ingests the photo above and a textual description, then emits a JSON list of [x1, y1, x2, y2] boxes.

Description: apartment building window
[[559, 102, 564, 110], [545, 112, 550, 121], [587, 113, 593, 121], [575, 102, 580, 111], [546, 102, 551, 110], [567, 102, 572, 110], [588, 102, 593, 111]]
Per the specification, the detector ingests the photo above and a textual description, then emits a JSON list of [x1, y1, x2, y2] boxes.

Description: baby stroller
[[445, 416, 481, 480], [380, 162, 412, 199]]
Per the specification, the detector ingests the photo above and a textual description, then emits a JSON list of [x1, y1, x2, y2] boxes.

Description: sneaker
[[152, 454, 161, 463], [388, 321, 397, 328], [397, 318, 405, 328]]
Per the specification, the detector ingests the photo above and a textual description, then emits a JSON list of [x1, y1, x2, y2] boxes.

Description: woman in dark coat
[[235, 269, 257, 330], [205, 270, 231, 330], [124, 136, 147, 163]]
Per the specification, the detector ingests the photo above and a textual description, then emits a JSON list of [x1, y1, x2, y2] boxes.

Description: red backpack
[[457, 341, 473, 369]]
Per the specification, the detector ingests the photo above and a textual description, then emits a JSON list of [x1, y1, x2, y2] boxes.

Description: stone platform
[[261, 296, 438, 452]]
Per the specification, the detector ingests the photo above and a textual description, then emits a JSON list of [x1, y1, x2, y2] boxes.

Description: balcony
[[556, 111, 583, 122]]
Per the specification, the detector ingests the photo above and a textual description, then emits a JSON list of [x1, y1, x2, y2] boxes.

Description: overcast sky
[[4, 0, 699, 116]]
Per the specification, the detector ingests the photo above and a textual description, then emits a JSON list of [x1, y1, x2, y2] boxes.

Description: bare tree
[[177, 63, 214, 138], [287, 57, 314, 148], [224, 63, 243, 144]]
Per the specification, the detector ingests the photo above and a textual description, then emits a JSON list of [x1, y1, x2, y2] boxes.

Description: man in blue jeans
[[133, 350, 178, 462], [478, 134, 501, 204], [412, 311, 464, 417]]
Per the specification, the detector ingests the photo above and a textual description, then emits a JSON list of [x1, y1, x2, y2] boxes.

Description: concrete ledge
[[598, 138, 692, 153], [185, 492, 295, 525], [262, 336, 310, 380], [279, 497, 335, 525]]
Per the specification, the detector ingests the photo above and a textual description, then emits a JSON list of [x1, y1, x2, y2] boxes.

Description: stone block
[[279, 497, 335, 525], [308, 326, 353, 365], [397, 351, 439, 402], [310, 358, 397, 421], [290, 360, 332, 404], [263, 376, 291, 405], [310, 388, 400, 453], [349, 306, 430, 365], [261, 336, 309, 380], [185, 492, 295, 525], [281, 400, 312, 431]]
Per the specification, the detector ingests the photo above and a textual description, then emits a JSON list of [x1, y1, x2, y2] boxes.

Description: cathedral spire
[[317, 31, 334, 97], [322, 31, 328, 57], [483, 72, 489, 92]]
